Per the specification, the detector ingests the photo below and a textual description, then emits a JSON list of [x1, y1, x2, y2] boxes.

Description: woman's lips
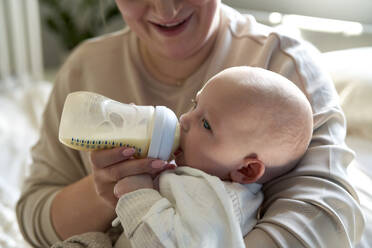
[[149, 13, 193, 37]]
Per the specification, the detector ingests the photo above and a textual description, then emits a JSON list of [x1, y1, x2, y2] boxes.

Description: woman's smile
[[149, 13, 194, 37], [116, 0, 220, 60]]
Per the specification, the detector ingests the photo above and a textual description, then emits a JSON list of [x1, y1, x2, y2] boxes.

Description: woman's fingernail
[[151, 160, 166, 169], [122, 148, 135, 156]]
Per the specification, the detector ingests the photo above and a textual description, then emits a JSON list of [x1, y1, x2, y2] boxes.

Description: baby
[[113, 66, 313, 248], [175, 66, 313, 184], [53, 66, 313, 248]]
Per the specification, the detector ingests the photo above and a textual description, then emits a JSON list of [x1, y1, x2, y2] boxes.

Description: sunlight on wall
[[268, 12, 364, 36]]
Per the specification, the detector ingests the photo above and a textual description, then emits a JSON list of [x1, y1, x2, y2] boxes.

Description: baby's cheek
[[184, 138, 203, 166]]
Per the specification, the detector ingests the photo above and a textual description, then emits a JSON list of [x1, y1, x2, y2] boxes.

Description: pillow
[[321, 47, 372, 140]]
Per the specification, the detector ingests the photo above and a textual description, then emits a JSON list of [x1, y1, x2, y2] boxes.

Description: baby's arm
[[115, 167, 262, 248]]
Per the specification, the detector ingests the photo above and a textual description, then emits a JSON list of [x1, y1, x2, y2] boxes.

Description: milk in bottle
[[59, 91, 180, 161]]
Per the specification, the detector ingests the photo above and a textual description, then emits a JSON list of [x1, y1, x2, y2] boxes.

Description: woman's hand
[[89, 147, 172, 209]]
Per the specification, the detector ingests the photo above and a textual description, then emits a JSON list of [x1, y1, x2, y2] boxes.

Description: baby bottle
[[59, 91, 180, 161]]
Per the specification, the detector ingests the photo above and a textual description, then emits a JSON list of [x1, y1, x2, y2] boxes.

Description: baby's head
[[175, 66, 313, 184]]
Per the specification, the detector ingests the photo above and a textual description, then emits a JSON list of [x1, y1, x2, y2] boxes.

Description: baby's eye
[[202, 119, 212, 131]]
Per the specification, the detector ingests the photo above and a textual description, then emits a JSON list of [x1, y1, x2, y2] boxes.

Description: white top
[[115, 167, 263, 248]]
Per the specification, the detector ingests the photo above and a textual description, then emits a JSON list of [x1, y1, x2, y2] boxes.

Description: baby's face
[[175, 74, 259, 180], [174, 66, 313, 182]]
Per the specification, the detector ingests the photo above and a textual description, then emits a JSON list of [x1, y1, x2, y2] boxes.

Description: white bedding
[[0, 81, 51, 248], [346, 136, 372, 248], [0, 47, 371, 247], [325, 47, 372, 248]]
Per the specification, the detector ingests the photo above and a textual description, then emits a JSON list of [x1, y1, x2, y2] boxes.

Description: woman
[[17, 0, 364, 247]]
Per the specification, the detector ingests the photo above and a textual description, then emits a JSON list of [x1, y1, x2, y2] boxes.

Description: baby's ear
[[230, 157, 265, 184]]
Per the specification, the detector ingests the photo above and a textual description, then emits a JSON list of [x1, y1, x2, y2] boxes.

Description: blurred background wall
[[0, 0, 43, 83]]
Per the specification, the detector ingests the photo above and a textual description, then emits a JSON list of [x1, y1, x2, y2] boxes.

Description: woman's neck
[[139, 31, 219, 86]]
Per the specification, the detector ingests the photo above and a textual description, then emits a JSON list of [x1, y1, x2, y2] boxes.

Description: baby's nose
[[179, 114, 190, 132]]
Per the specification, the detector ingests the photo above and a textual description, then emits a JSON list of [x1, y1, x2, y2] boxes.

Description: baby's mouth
[[173, 147, 183, 157], [169, 147, 183, 163]]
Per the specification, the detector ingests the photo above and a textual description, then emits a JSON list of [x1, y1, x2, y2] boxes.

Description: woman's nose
[[179, 113, 190, 132], [153, 0, 181, 20]]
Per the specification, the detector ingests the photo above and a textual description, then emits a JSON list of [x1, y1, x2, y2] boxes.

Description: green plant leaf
[[40, 0, 121, 51]]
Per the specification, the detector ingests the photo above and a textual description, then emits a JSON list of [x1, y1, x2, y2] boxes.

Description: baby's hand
[[114, 174, 154, 198]]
